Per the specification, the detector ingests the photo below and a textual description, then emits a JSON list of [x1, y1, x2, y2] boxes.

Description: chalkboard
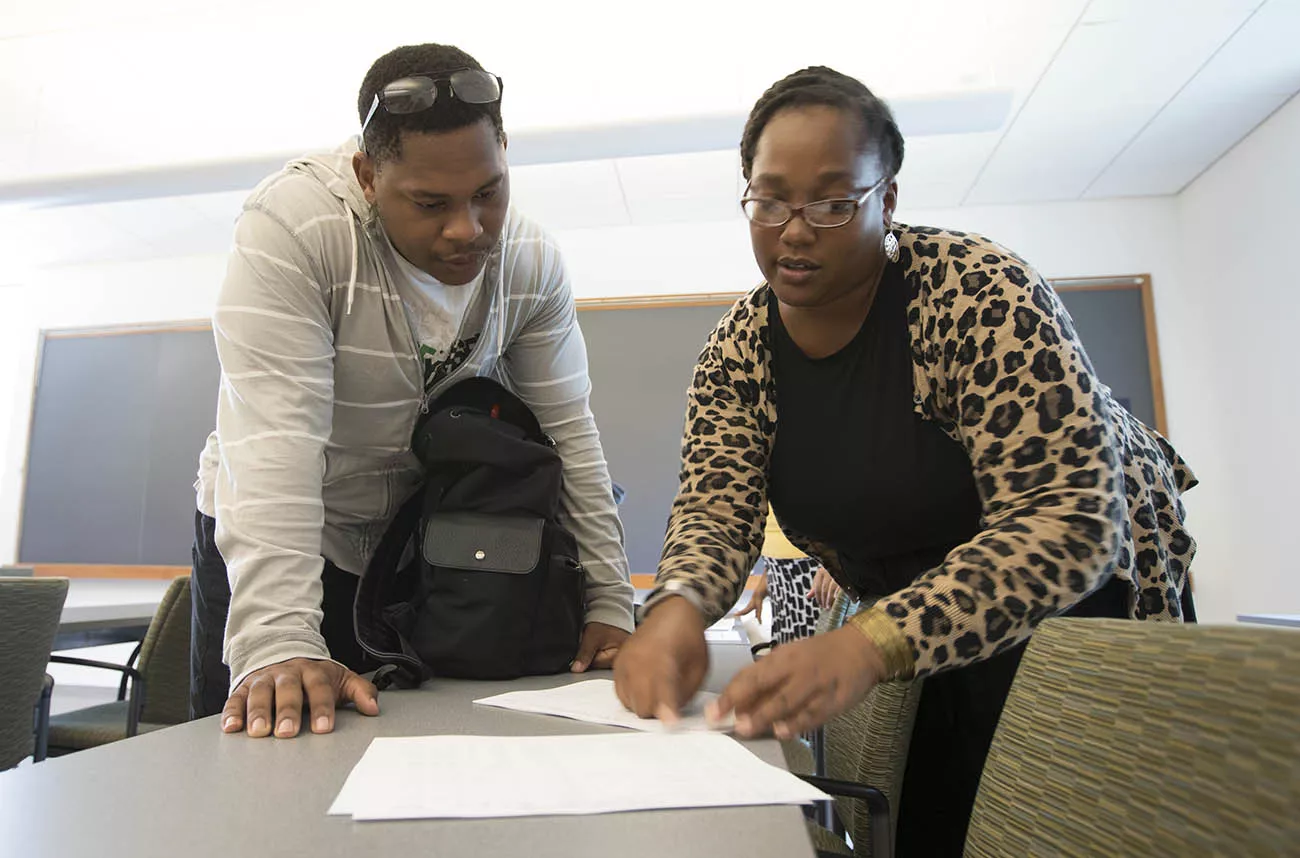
[[580, 302, 731, 574], [16, 305, 729, 575], [17, 280, 1163, 575], [1054, 281, 1162, 433], [19, 328, 219, 566]]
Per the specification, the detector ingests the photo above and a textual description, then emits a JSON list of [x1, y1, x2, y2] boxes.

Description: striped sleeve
[[500, 242, 635, 632], [212, 206, 341, 690]]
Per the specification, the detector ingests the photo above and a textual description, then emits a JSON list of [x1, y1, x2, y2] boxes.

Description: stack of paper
[[473, 679, 731, 733], [329, 732, 828, 820]]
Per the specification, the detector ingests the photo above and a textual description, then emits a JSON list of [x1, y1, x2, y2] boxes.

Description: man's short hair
[[358, 43, 505, 163]]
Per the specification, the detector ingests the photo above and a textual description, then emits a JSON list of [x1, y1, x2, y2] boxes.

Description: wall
[[0, 254, 226, 566], [1172, 93, 1300, 622]]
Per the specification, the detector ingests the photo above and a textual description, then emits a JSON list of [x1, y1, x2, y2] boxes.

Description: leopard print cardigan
[[646, 224, 1197, 679]]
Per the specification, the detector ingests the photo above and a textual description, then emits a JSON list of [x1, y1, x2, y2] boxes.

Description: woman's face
[[746, 104, 897, 310]]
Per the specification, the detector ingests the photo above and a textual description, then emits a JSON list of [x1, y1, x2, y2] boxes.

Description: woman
[[735, 506, 841, 645], [614, 66, 1197, 855]]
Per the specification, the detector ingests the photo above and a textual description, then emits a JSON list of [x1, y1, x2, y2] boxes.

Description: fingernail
[[736, 715, 753, 735], [704, 702, 720, 721], [278, 718, 294, 735], [315, 716, 330, 733], [250, 717, 267, 735], [222, 716, 238, 732]]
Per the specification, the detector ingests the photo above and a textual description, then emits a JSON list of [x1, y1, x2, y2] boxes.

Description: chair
[[965, 618, 1300, 856], [0, 577, 69, 769], [782, 593, 925, 858], [47, 575, 191, 752]]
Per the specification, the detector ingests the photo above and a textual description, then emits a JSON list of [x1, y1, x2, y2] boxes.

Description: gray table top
[[58, 579, 172, 633], [0, 642, 815, 858]]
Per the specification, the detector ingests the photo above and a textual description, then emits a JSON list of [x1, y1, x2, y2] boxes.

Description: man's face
[[354, 118, 509, 285]]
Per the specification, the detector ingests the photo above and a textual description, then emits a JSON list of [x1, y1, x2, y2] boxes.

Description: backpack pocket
[[525, 538, 585, 675], [411, 512, 546, 679]]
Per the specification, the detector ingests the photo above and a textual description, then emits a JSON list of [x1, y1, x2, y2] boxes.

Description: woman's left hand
[[808, 565, 841, 609], [707, 626, 886, 739]]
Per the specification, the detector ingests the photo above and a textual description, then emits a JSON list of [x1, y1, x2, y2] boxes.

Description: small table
[[55, 578, 173, 649], [0, 643, 815, 858]]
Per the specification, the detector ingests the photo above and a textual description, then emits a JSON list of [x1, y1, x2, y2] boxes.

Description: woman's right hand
[[613, 596, 709, 723], [731, 572, 768, 622]]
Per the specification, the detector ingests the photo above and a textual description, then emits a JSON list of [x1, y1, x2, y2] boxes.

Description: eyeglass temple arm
[[360, 95, 381, 143]]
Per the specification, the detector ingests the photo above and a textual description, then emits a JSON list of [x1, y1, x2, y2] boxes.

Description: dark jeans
[[189, 510, 377, 719]]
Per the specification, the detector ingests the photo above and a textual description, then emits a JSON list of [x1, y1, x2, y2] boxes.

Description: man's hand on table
[[221, 658, 379, 738], [570, 622, 631, 672]]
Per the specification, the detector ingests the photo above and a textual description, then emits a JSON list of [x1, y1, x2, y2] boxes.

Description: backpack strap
[[353, 489, 430, 684]]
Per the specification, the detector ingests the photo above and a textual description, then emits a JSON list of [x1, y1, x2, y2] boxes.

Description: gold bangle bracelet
[[846, 607, 916, 681]]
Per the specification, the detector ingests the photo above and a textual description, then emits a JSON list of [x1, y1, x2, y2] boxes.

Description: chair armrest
[[47, 655, 147, 738], [119, 641, 144, 701], [798, 774, 892, 858], [48, 654, 144, 679]]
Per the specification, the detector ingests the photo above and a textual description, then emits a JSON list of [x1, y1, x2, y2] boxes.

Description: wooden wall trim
[[1053, 273, 1168, 437], [29, 567, 756, 589], [32, 564, 189, 580], [1138, 278, 1169, 437], [32, 292, 751, 339], [576, 293, 745, 312], [42, 320, 213, 338], [1049, 275, 1145, 292]]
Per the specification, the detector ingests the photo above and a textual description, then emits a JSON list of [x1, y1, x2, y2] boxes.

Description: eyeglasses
[[740, 177, 889, 228], [360, 68, 504, 140]]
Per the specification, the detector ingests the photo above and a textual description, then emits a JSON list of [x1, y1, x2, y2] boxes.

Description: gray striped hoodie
[[195, 140, 633, 689]]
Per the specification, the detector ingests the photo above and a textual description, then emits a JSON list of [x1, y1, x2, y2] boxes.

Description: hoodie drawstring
[[496, 250, 506, 359], [344, 198, 359, 315]]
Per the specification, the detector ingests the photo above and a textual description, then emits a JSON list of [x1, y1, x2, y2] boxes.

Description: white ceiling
[[0, 0, 1297, 274]]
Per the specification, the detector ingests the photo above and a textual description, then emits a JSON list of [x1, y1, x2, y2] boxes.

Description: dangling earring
[[883, 227, 900, 263]]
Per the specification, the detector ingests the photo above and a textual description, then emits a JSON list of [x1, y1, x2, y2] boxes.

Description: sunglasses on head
[[360, 68, 503, 143]]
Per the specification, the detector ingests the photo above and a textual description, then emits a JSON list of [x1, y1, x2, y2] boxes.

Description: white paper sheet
[[705, 615, 747, 643], [473, 679, 732, 733], [328, 732, 827, 820]]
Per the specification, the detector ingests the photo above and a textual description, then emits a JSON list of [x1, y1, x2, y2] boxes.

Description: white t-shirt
[[385, 238, 485, 397]]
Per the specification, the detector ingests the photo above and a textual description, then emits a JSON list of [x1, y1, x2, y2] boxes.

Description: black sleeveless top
[[768, 262, 983, 598]]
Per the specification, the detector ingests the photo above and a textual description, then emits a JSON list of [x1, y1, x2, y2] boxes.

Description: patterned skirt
[[763, 556, 823, 645]]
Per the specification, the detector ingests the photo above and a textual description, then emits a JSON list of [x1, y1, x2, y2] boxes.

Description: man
[[191, 43, 634, 739]]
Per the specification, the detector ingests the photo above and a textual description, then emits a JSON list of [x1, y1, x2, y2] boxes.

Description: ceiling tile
[[897, 132, 1002, 209], [965, 0, 1265, 203], [1086, 0, 1300, 196], [508, 160, 629, 231], [615, 151, 743, 227], [1084, 92, 1290, 197], [0, 205, 144, 268], [2, 0, 1296, 218], [180, 190, 251, 227]]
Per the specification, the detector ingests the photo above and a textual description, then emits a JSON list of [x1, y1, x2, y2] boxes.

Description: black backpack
[[354, 377, 585, 689]]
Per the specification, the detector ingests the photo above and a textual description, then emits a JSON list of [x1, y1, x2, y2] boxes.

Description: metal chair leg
[[33, 674, 54, 762]]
